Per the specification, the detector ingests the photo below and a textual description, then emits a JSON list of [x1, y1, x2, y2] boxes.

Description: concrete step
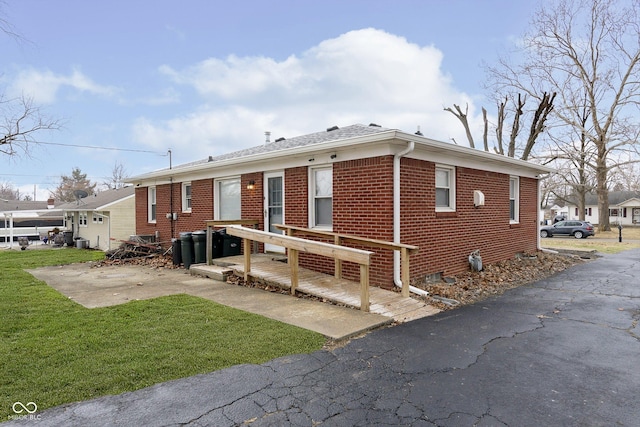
[[189, 264, 233, 282]]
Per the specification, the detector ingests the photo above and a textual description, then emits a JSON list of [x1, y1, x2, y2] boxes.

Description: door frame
[[263, 171, 285, 253]]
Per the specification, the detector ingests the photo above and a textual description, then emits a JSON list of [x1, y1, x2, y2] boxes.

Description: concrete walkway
[[12, 248, 640, 426], [27, 262, 392, 341]]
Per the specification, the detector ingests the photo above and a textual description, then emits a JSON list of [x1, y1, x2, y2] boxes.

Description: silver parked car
[[540, 220, 595, 239]]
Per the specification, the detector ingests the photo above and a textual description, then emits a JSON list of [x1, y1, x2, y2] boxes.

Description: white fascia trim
[[128, 130, 555, 185]]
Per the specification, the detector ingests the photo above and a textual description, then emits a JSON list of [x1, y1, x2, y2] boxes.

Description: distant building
[[565, 191, 640, 226]]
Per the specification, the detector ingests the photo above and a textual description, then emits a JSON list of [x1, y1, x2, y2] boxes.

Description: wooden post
[[206, 224, 213, 266], [360, 264, 370, 312], [289, 248, 299, 295], [334, 235, 342, 279], [401, 247, 410, 297], [243, 238, 251, 281]]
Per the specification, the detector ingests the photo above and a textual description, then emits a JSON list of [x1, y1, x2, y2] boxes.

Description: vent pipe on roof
[[326, 125, 339, 132], [275, 137, 285, 142], [265, 131, 271, 144], [415, 125, 423, 136]]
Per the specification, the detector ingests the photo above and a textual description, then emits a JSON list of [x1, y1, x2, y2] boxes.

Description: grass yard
[[540, 225, 640, 254], [0, 249, 325, 421]]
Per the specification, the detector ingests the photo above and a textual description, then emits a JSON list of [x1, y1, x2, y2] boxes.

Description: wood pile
[[101, 237, 180, 269]]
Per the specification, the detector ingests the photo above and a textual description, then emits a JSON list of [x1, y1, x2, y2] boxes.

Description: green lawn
[[541, 226, 640, 254], [0, 249, 325, 421]]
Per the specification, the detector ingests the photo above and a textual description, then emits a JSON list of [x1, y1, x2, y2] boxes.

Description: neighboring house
[[1, 199, 63, 247], [566, 191, 640, 226], [57, 186, 136, 251], [128, 123, 552, 289]]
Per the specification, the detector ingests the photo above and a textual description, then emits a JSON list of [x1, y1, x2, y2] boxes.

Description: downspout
[[169, 177, 175, 239], [536, 172, 557, 254], [393, 141, 429, 297]]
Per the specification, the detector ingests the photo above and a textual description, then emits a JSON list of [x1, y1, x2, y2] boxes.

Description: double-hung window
[[435, 165, 455, 212], [509, 176, 519, 223], [79, 211, 88, 227], [182, 182, 192, 213], [214, 177, 241, 220], [310, 166, 333, 228], [148, 187, 157, 223]]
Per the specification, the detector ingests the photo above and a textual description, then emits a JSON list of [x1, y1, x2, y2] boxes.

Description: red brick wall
[[282, 157, 396, 287], [135, 156, 540, 290], [400, 158, 539, 282], [334, 157, 395, 287], [284, 167, 308, 226], [136, 179, 214, 243]]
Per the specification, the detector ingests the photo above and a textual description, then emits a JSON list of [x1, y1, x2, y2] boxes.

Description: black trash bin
[[192, 230, 207, 264], [219, 228, 242, 257], [180, 232, 194, 269], [212, 229, 224, 259], [63, 231, 74, 247], [172, 238, 182, 266]]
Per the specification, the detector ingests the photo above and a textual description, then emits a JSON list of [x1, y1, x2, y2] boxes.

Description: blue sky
[[1, 0, 538, 200]]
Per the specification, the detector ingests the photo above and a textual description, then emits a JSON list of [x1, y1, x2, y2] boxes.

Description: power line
[[31, 140, 167, 155]]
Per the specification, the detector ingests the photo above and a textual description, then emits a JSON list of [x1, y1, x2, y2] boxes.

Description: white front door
[[264, 171, 285, 253]]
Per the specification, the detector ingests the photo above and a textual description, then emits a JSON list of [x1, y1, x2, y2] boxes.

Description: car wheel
[[540, 230, 549, 238], [574, 231, 584, 239]]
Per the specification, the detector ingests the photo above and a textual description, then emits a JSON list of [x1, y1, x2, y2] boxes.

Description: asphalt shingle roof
[[56, 186, 135, 211], [167, 123, 392, 171], [0, 200, 49, 213]]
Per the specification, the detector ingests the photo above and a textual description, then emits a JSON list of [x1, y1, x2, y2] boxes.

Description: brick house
[[128, 124, 552, 289]]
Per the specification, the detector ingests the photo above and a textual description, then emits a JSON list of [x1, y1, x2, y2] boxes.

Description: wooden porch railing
[[224, 225, 375, 311], [274, 224, 419, 298], [205, 219, 260, 266]]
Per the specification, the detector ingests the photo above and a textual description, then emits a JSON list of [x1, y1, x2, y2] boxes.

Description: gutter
[[393, 141, 430, 297]]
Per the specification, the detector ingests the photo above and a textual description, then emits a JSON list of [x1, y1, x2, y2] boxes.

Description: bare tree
[[103, 161, 128, 190], [1, 5, 60, 157], [443, 104, 475, 149], [487, 0, 640, 231], [1, 95, 61, 156], [0, 180, 19, 200], [445, 92, 555, 161]]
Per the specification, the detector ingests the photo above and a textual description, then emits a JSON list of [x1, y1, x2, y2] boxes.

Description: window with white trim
[[509, 176, 519, 223], [310, 166, 333, 228], [214, 177, 241, 220], [435, 165, 455, 211], [92, 212, 104, 224], [79, 211, 88, 227], [148, 187, 157, 223], [182, 182, 192, 213]]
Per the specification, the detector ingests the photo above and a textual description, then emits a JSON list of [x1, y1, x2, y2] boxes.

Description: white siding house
[[57, 187, 136, 250], [566, 191, 640, 226]]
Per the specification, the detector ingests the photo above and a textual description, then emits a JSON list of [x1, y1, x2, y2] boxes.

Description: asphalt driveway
[[8, 248, 640, 426]]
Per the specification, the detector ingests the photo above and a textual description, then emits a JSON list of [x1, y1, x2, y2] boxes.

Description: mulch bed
[[414, 251, 592, 311]]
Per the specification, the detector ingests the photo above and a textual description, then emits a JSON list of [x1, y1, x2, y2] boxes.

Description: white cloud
[[9, 67, 119, 104], [137, 28, 485, 158]]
